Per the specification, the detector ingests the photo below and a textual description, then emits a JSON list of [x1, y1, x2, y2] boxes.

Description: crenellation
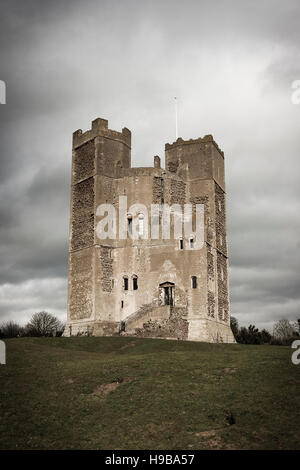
[[165, 134, 224, 157], [73, 117, 131, 149]]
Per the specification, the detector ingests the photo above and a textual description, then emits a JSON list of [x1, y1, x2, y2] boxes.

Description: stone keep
[[64, 117, 235, 342]]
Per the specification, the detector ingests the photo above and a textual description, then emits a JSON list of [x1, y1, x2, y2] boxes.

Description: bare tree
[[25, 311, 64, 337], [0, 321, 23, 338], [273, 319, 295, 339], [293, 319, 300, 335]]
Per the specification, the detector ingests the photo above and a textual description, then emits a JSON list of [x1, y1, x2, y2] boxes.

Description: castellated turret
[[65, 117, 235, 342]]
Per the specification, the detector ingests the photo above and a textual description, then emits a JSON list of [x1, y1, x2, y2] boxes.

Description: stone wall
[[132, 307, 188, 340], [170, 179, 186, 205], [217, 251, 229, 322], [73, 140, 95, 183], [152, 177, 164, 204], [215, 182, 227, 255], [69, 248, 93, 320], [99, 247, 113, 292], [71, 177, 95, 251], [93, 321, 120, 336], [190, 195, 213, 243], [124, 302, 160, 330], [207, 245, 215, 318], [167, 160, 179, 173]]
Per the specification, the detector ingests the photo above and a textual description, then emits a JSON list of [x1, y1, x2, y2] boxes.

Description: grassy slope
[[0, 336, 299, 450]]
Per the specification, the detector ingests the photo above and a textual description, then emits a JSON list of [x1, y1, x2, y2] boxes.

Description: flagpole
[[174, 97, 178, 140]]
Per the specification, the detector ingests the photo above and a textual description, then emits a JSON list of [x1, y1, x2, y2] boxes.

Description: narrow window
[[191, 276, 197, 289], [218, 200, 222, 212], [111, 279, 114, 289], [220, 235, 223, 246], [221, 267, 224, 281], [160, 177, 164, 205], [121, 300, 124, 308], [123, 277, 128, 291], [179, 239, 183, 250], [128, 216, 132, 235], [133, 276, 138, 290], [190, 237, 194, 249]]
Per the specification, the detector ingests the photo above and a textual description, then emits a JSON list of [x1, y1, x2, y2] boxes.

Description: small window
[[218, 200, 222, 212], [127, 216, 132, 235], [121, 300, 124, 308], [179, 239, 183, 250], [133, 276, 138, 290], [191, 276, 197, 289], [221, 268, 224, 281], [190, 238, 194, 249], [111, 279, 114, 289], [220, 235, 223, 246], [123, 277, 128, 290]]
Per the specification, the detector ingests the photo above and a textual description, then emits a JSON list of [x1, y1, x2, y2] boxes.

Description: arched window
[[190, 237, 194, 249], [123, 276, 128, 291], [127, 215, 132, 235], [132, 275, 138, 290], [191, 276, 197, 289]]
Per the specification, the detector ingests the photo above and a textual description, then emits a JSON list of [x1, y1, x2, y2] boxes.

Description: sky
[[0, 0, 299, 331]]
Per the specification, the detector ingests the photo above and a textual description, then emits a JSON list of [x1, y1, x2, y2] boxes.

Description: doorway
[[159, 282, 175, 306]]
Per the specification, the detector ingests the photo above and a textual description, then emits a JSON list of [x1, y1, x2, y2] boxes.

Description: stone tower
[[65, 117, 235, 343]]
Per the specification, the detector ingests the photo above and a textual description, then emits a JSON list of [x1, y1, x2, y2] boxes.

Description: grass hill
[[0, 336, 299, 450]]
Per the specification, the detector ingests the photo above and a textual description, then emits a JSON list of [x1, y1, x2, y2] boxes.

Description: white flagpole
[[174, 97, 178, 140]]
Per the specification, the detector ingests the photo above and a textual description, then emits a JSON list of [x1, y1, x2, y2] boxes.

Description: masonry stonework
[[64, 117, 235, 343]]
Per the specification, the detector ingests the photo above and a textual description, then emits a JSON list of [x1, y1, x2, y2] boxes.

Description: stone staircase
[[121, 303, 188, 340], [124, 303, 171, 332]]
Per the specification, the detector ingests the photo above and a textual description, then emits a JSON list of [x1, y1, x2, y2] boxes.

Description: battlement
[[73, 117, 131, 149], [165, 135, 224, 157]]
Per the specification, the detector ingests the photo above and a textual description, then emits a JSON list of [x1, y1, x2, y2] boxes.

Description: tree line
[[0, 311, 65, 338], [1, 311, 299, 344], [230, 317, 300, 345]]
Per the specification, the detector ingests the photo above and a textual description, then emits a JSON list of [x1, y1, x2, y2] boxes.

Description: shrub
[[230, 316, 239, 340], [236, 324, 264, 345]]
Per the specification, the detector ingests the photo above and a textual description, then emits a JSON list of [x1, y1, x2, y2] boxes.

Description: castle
[[64, 117, 235, 343]]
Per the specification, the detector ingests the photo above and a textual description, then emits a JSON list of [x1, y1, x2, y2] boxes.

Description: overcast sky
[[0, 0, 299, 331]]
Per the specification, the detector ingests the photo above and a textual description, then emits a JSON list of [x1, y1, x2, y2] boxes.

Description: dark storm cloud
[[0, 0, 299, 328]]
